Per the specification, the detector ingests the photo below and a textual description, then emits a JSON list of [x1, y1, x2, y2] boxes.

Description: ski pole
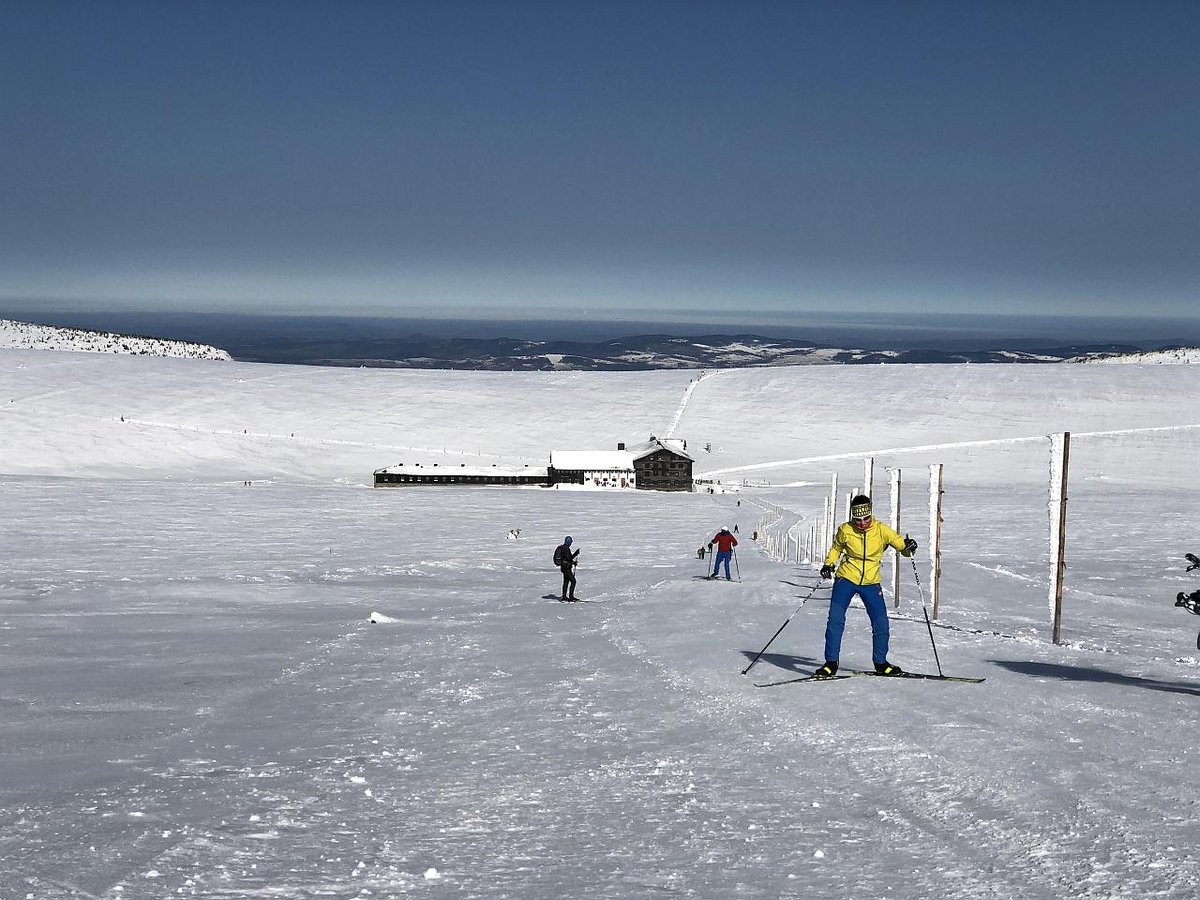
[[741, 579, 823, 675], [908, 554, 944, 678], [732, 546, 741, 581]]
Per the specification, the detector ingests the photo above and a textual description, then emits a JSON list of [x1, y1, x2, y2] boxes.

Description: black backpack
[[553, 544, 565, 566]]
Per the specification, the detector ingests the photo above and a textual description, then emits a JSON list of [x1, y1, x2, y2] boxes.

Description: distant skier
[[707, 527, 738, 580], [697, 546, 706, 559], [1176, 554, 1200, 648], [816, 495, 917, 677], [1176, 590, 1200, 614], [553, 536, 580, 602]]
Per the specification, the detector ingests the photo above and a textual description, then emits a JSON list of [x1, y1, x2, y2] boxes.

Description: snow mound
[[1073, 347, 1200, 365], [368, 611, 400, 624], [0, 319, 232, 360]]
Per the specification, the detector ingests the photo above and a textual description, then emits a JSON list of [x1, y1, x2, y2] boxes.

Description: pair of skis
[[756, 667, 985, 688]]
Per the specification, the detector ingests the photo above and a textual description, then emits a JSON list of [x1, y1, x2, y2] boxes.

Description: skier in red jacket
[[707, 527, 738, 580]]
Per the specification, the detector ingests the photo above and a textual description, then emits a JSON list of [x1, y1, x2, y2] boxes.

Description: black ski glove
[[819, 564, 834, 579], [901, 536, 918, 557]]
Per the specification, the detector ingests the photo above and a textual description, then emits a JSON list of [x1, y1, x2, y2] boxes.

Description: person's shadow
[[992, 660, 1200, 697], [738, 650, 822, 675]]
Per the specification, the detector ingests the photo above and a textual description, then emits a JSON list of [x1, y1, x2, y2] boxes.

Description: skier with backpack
[[815, 494, 917, 678], [554, 536, 581, 602]]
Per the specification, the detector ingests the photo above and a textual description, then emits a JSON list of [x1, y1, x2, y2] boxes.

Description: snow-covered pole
[[826, 473, 838, 547], [864, 456, 874, 499], [928, 464, 944, 619], [889, 467, 902, 608], [1049, 432, 1071, 645]]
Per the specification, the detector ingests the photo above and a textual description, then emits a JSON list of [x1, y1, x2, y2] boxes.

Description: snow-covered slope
[[1074, 346, 1200, 364], [0, 318, 231, 360], [3, 347, 1199, 486], [3, 348, 1200, 899]]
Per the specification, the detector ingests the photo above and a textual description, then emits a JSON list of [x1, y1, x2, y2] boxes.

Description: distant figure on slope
[[1176, 580, 1200, 649], [707, 527, 738, 580], [553, 536, 581, 602], [816, 495, 917, 677]]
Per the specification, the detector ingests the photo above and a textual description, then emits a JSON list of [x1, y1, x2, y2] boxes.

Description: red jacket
[[710, 531, 738, 553]]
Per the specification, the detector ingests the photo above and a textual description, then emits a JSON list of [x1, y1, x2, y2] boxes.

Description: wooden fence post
[[1049, 432, 1071, 645], [929, 464, 944, 619], [889, 467, 902, 608], [826, 473, 838, 549]]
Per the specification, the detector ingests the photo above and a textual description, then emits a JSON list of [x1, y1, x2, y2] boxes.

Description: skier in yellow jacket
[[816, 495, 917, 677]]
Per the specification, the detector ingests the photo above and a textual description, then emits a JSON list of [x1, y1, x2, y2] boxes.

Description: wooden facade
[[632, 447, 693, 492]]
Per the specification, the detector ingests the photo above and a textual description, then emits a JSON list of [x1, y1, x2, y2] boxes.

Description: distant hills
[[250, 332, 1151, 370], [3, 317, 1197, 369]]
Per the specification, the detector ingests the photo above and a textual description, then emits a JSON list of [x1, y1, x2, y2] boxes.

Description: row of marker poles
[[808, 436, 1068, 644], [817, 458, 944, 617]]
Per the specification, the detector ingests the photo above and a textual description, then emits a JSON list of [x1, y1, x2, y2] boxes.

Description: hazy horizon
[[5, 303, 1200, 355]]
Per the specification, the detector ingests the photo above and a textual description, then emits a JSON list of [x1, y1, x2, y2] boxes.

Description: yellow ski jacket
[[824, 520, 909, 585]]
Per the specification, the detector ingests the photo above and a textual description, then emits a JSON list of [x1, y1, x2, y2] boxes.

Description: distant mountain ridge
[[3, 317, 1191, 369], [0, 319, 231, 360], [284, 332, 1150, 370]]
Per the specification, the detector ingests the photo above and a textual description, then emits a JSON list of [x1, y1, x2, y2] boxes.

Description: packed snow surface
[[2, 348, 1199, 899]]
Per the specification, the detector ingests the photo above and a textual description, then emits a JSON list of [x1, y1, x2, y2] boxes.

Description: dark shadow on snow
[[736, 650, 823, 675], [991, 660, 1200, 697]]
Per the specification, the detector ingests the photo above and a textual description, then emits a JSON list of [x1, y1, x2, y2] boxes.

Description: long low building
[[373, 463, 551, 487], [374, 437, 694, 491]]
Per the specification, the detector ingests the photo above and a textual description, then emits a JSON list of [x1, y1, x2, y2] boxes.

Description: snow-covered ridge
[[1072, 346, 1200, 365], [0, 318, 231, 360]]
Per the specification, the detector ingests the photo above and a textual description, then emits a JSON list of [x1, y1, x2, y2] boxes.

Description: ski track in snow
[[664, 368, 727, 439]]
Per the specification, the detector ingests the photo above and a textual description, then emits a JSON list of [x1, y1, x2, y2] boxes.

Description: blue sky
[[2, 1, 1198, 321]]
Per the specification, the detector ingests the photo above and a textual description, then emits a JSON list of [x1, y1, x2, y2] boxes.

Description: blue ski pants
[[823, 578, 890, 665], [712, 550, 732, 579]]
